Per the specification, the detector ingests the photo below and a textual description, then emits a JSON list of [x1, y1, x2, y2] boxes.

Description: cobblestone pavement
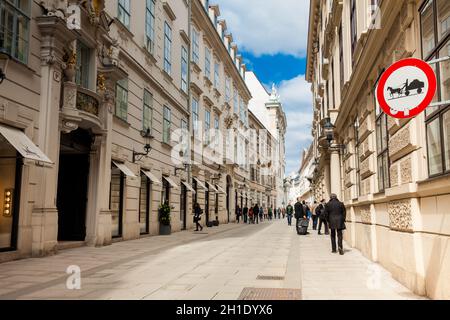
[[0, 220, 423, 300]]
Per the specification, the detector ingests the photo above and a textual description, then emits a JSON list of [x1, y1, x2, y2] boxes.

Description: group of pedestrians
[[235, 204, 285, 224], [286, 194, 346, 255]]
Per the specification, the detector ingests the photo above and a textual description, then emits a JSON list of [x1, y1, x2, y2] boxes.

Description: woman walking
[[194, 203, 203, 232]]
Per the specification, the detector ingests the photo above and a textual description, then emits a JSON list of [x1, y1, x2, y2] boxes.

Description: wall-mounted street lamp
[[0, 52, 11, 85], [132, 128, 152, 163]]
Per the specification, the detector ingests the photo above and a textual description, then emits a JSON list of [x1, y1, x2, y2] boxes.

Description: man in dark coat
[[323, 194, 346, 255], [317, 199, 329, 235], [294, 198, 305, 230], [253, 203, 259, 224]]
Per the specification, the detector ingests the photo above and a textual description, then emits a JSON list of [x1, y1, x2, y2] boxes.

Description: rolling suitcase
[[297, 218, 309, 235]]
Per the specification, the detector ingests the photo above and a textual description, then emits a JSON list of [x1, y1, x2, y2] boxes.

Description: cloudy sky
[[215, 0, 313, 176]]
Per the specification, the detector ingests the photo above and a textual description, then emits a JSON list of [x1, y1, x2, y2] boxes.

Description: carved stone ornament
[[388, 200, 413, 231]]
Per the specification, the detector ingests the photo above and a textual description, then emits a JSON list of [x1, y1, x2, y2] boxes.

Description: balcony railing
[[76, 87, 100, 116]]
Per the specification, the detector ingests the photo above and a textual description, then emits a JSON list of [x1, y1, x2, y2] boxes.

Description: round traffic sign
[[376, 58, 437, 119]]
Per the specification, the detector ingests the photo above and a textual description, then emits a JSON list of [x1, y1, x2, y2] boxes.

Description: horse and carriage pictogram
[[386, 79, 425, 99]]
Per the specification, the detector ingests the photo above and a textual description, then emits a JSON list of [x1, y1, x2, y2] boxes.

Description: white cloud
[[214, 0, 310, 57], [278, 75, 313, 174]]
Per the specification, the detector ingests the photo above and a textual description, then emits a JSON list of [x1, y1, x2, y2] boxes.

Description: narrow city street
[[0, 220, 422, 300]]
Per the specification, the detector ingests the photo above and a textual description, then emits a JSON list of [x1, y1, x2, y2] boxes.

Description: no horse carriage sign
[[376, 58, 437, 119]]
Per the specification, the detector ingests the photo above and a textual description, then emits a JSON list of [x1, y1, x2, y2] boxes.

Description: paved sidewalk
[[0, 220, 423, 300]]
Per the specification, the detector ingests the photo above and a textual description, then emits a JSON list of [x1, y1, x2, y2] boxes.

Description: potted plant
[[158, 202, 171, 235]]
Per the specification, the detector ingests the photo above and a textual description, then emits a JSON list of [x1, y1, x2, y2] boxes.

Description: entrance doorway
[[180, 184, 187, 230], [205, 183, 210, 224], [57, 129, 92, 242]]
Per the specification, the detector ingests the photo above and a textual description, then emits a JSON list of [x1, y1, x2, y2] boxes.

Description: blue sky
[[215, 0, 313, 176]]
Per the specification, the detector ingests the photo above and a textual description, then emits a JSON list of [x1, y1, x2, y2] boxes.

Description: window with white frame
[[181, 46, 188, 93], [214, 116, 219, 147], [205, 47, 211, 79], [233, 87, 238, 114], [145, 0, 155, 54], [225, 76, 231, 103], [164, 22, 172, 75], [75, 41, 91, 89], [204, 109, 211, 145], [143, 89, 153, 134], [0, 0, 30, 64], [192, 98, 199, 138], [118, 0, 130, 29], [192, 27, 200, 64], [115, 79, 128, 121], [214, 61, 220, 88], [163, 106, 171, 144]]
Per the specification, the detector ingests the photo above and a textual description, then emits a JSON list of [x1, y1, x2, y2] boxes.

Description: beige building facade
[[307, 0, 450, 299], [0, 0, 286, 262]]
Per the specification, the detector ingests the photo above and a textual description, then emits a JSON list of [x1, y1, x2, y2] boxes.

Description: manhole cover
[[257, 275, 285, 280], [238, 288, 302, 300]]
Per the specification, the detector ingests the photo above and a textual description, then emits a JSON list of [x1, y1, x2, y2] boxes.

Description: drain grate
[[257, 275, 285, 280], [238, 288, 302, 300]]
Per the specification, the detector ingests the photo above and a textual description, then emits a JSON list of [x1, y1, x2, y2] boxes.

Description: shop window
[[161, 178, 170, 205], [110, 165, 124, 238], [420, 0, 450, 176], [139, 173, 150, 235], [0, 137, 20, 250], [0, 0, 30, 64]]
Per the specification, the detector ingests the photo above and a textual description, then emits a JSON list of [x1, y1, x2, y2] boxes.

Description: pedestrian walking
[[259, 206, 264, 222], [282, 207, 286, 219], [278, 208, 281, 219], [323, 194, 346, 255], [194, 203, 203, 232], [253, 203, 260, 224], [248, 206, 254, 224], [294, 198, 306, 231], [268, 207, 273, 220], [311, 201, 319, 230], [236, 205, 242, 223], [286, 202, 294, 226], [243, 205, 248, 224], [317, 199, 329, 235]]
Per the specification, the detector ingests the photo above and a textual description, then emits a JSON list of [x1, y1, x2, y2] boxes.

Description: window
[[110, 164, 124, 237], [240, 98, 245, 122], [192, 98, 199, 137], [161, 178, 170, 204], [143, 89, 153, 133], [204, 0, 209, 11], [118, 0, 130, 29], [181, 46, 188, 93], [233, 88, 238, 114], [205, 47, 211, 79], [214, 116, 219, 147], [350, 0, 357, 57], [75, 41, 91, 89], [0, 0, 30, 63], [204, 109, 211, 145], [181, 119, 189, 156], [225, 76, 231, 103], [192, 27, 200, 64], [375, 81, 390, 192], [164, 22, 172, 75], [163, 106, 171, 144], [214, 61, 220, 88], [354, 118, 362, 197], [339, 24, 344, 90], [420, 0, 450, 176], [115, 79, 128, 121], [145, 0, 155, 54]]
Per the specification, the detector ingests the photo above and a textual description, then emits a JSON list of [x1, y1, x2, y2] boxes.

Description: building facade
[[0, 0, 286, 262], [306, 0, 450, 299]]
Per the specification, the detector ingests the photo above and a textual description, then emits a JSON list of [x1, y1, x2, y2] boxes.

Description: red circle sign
[[376, 58, 437, 119]]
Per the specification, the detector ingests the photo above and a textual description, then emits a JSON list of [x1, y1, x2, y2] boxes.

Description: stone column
[[330, 148, 342, 199], [32, 16, 76, 256]]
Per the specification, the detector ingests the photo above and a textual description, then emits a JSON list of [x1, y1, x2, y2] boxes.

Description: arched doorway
[[57, 128, 92, 241]]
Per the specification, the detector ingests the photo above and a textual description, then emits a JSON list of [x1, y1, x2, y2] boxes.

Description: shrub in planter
[[158, 202, 171, 235]]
